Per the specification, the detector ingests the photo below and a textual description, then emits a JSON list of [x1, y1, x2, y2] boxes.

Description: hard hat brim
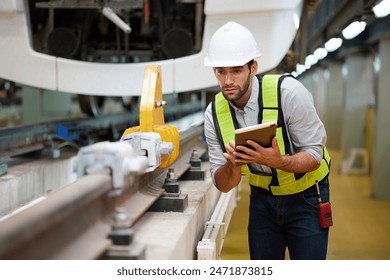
[[204, 54, 262, 67]]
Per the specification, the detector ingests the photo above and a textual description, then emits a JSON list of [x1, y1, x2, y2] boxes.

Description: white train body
[[0, 0, 302, 96]]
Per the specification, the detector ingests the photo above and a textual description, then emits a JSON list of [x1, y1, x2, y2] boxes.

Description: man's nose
[[225, 73, 234, 84]]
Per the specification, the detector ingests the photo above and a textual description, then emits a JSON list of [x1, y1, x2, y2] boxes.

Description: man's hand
[[213, 140, 243, 192], [223, 140, 246, 166], [234, 137, 281, 168], [234, 137, 321, 173]]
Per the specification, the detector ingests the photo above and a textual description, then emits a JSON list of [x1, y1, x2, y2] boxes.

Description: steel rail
[[0, 125, 207, 259]]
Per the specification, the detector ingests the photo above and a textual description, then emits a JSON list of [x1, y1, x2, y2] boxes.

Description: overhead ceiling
[[293, 0, 390, 64]]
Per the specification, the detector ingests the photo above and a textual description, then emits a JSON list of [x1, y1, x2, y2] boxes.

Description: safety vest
[[211, 74, 331, 195]]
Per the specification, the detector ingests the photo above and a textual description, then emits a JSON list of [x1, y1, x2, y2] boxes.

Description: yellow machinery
[[121, 65, 180, 168]]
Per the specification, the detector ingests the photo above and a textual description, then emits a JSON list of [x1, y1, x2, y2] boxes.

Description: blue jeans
[[248, 179, 330, 260]]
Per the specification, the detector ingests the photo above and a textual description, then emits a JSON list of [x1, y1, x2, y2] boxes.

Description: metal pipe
[[102, 7, 132, 34]]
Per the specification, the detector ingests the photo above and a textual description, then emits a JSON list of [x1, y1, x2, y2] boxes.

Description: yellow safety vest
[[211, 74, 331, 195]]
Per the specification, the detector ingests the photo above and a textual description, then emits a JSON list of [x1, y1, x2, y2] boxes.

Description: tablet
[[235, 121, 277, 148]]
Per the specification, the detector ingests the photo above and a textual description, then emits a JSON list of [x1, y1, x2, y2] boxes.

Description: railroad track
[[0, 122, 209, 259]]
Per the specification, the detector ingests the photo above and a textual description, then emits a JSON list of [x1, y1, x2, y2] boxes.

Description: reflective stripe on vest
[[213, 92, 250, 175], [212, 74, 331, 195]]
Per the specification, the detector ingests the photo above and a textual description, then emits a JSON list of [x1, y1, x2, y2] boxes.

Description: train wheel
[[77, 95, 105, 117]]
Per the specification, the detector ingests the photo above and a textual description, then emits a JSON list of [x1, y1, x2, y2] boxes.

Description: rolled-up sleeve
[[204, 102, 227, 185]]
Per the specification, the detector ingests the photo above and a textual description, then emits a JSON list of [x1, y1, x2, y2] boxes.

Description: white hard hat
[[204, 21, 262, 67]]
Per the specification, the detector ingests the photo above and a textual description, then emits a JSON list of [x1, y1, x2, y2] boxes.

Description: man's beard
[[221, 72, 251, 102]]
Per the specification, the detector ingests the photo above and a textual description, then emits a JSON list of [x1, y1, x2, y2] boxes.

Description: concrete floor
[[221, 149, 390, 260]]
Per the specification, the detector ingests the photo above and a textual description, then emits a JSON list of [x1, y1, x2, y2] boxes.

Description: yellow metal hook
[[121, 65, 180, 168]]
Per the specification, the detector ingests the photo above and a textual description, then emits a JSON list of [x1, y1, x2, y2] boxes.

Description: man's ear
[[251, 60, 258, 75]]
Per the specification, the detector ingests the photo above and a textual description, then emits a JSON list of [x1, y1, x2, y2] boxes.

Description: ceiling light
[[296, 63, 306, 75], [325, 37, 343, 52], [313, 47, 328, 60], [305, 54, 318, 69], [373, 0, 390, 18], [293, 13, 300, 29], [342, 21, 367, 39]]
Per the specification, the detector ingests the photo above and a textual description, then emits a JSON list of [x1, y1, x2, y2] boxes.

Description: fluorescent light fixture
[[296, 63, 306, 75], [293, 13, 300, 29], [305, 54, 318, 68], [373, 0, 390, 18], [342, 21, 366, 39], [313, 47, 328, 60], [307, 55, 318, 64], [325, 37, 343, 52]]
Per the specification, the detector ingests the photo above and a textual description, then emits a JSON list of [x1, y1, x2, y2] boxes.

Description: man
[[203, 21, 331, 260]]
